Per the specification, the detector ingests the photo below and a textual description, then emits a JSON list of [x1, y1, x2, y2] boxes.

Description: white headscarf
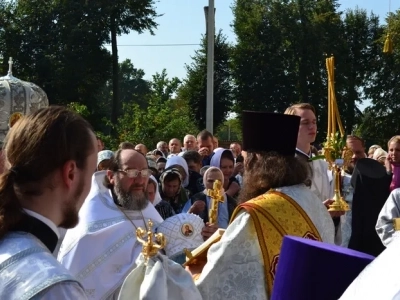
[[210, 148, 234, 168], [149, 175, 162, 206], [165, 155, 189, 188]]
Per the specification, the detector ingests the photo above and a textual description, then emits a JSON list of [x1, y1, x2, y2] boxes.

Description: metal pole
[[204, 0, 215, 134]]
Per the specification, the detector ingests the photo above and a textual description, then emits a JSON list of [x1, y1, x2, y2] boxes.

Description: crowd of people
[[2, 103, 400, 299]]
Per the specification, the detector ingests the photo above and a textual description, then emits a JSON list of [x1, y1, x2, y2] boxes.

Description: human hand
[[386, 156, 393, 172], [185, 258, 207, 277], [201, 222, 219, 241], [198, 147, 209, 157], [323, 199, 345, 217], [233, 162, 244, 176], [188, 200, 206, 214]]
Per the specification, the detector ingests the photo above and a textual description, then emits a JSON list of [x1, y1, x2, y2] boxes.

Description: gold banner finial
[[136, 219, 166, 264], [206, 179, 224, 225], [9, 112, 23, 128]]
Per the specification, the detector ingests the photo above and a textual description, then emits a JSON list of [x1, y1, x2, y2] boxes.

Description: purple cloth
[[390, 163, 400, 191], [271, 236, 375, 300]]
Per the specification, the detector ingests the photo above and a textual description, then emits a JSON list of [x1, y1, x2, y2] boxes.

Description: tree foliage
[[231, 0, 381, 142], [178, 30, 233, 131], [356, 10, 400, 146]]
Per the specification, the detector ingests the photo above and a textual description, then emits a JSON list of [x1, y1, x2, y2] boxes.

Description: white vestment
[[376, 188, 400, 247], [340, 172, 354, 247], [340, 237, 400, 300], [196, 184, 335, 300], [58, 171, 163, 300], [310, 158, 334, 203]]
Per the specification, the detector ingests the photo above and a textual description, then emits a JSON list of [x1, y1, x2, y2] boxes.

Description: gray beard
[[114, 182, 149, 211]]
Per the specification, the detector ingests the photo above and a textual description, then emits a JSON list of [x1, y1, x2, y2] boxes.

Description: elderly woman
[[373, 148, 388, 165], [368, 144, 382, 158], [181, 167, 237, 229]]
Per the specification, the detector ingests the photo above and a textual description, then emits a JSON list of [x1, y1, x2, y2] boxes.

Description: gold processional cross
[[206, 179, 224, 225]]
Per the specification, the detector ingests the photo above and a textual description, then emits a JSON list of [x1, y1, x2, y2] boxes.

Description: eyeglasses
[[117, 168, 152, 178]]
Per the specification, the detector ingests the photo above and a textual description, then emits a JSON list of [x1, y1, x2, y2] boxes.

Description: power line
[[104, 43, 201, 47]]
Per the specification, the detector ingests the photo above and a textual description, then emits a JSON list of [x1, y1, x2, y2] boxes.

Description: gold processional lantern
[[384, 0, 394, 54], [0, 57, 49, 143], [323, 56, 351, 212]]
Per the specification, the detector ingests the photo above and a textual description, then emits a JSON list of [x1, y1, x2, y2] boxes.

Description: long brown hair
[[238, 151, 310, 204], [0, 106, 94, 238]]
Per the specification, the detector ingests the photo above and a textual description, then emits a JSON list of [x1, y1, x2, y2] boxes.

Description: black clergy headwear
[[242, 111, 300, 156]]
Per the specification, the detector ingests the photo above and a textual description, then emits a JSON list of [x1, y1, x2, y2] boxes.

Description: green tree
[[109, 69, 196, 149], [151, 69, 181, 105], [178, 30, 233, 130], [215, 117, 242, 141], [231, 0, 381, 143], [334, 9, 382, 134], [0, 0, 112, 131], [96, 0, 159, 130], [360, 9, 400, 145]]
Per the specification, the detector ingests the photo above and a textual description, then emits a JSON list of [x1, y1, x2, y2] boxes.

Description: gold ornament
[[136, 219, 166, 264]]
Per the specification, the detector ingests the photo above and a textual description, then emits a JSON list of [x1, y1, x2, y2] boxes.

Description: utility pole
[[204, 0, 215, 133]]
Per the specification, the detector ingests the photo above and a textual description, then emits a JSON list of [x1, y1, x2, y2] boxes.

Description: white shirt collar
[[296, 147, 311, 158], [23, 209, 60, 239]]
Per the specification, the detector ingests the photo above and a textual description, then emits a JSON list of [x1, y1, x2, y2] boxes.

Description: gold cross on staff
[[136, 219, 166, 264], [206, 179, 224, 225]]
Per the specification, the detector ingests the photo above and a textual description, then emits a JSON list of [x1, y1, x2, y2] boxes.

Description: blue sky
[[107, 0, 397, 82]]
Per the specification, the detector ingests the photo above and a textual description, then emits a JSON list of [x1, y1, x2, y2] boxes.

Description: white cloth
[[340, 172, 354, 247], [165, 156, 189, 187], [118, 253, 202, 300], [309, 158, 334, 202], [308, 156, 341, 244], [376, 188, 400, 247], [340, 237, 400, 300], [35, 282, 88, 299], [196, 184, 335, 300], [149, 175, 162, 206], [58, 171, 163, 300]]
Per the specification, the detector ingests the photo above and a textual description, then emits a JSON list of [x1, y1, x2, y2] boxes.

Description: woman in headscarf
[[147, 175, 162, 206], [210, 148, 240, 198], [181, 167, 237, 229], [166, 155, 203, 198], [159, 167, 187, 215]]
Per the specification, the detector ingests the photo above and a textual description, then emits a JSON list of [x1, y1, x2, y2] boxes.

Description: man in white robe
[[58, 149, 163, 299], [0, 107, 97, 299], [340, 237, 400, 299], [186, 111, 335, 300], [284, 103, 334, 204], [376, 188, 400, 246]]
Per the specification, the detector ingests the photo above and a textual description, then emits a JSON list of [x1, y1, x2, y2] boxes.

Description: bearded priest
[[186, 111, 335, 300], [58, 149, 163, 299]]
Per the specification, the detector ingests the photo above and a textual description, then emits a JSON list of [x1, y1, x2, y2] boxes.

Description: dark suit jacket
[[349, 158, 391, 256]]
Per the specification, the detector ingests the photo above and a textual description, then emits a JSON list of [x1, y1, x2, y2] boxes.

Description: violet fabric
[[390, 163, 400, 191], [271, 235, 375, 300], [241, 111, 300, 155]]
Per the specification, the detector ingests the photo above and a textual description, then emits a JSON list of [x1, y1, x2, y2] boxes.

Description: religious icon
[[182, 224, 194, 237]]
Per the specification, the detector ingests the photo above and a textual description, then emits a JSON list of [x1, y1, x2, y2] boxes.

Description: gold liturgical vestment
[[230, 190, 322, 297]]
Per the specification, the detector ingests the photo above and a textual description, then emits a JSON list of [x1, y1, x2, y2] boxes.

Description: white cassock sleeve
[[34, 282, 88, 299], [376, 189, 400, 246], [196, 211, 267, 300]]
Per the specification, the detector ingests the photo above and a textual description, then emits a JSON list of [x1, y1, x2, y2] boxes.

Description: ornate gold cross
[[136, 219, 166, 264], [206, 179, 224, 225]]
